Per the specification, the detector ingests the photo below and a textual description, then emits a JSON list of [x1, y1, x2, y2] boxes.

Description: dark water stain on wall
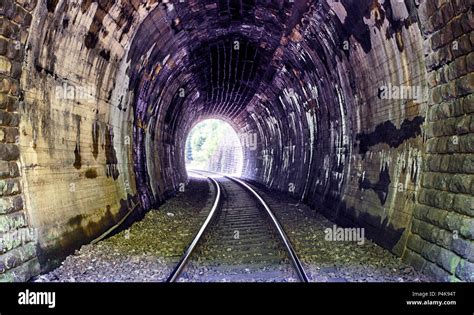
[[62, 17, 69, 29], [46, 0, 59, 13], [73, 115, 82, 169], [334, 201, 406, 253], [92, 120, 100, 159], [355, 116, 424, 154], [82, 0, 112, 50], [73, 143, 81, 169], [85, 168, 98, 179], [81, 0, 136, 50], [381, 0, 419, 37], [35, 194, 141, 272], [105, 125, 119, 180], [99, 49, 111, 61], [337, 0, 418, 53], [338, 0, 374, 53], [85, 31, 99, 49], [81, 0, 95, 13], [380, 0, 418, 51], [358, 163, 391, 205]]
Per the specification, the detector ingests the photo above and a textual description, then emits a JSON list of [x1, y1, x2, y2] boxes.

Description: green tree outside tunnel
[[186, 120, 230, 170]]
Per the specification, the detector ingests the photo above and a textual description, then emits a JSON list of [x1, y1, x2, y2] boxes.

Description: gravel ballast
[[35, 176, 434, 282], [253, 185, 434, 282], [34, 176, 213, 282]]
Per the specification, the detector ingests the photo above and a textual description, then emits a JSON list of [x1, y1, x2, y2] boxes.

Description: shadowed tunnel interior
[[0, 0, 472, 282]]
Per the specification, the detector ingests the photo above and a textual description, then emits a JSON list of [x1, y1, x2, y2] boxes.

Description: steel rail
[[166, 174, 222, 282], [225, 175, 309, 282], [168, 170, 308, 282]]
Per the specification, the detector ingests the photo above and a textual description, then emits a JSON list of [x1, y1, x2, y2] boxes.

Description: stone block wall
[[0, 0, 39, 282], [403, 0, 474, 281]]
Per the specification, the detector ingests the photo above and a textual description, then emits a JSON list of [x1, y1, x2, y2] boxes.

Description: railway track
[[167, 171, 308, 282]]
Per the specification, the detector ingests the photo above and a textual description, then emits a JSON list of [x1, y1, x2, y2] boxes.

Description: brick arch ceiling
[[0, 0, 471, 281]]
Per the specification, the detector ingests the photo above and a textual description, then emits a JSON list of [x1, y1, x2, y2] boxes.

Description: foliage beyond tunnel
[[185, 119, 243, 175]]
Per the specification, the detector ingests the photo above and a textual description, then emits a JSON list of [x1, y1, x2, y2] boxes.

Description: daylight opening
[[185, 119, 243, 176]]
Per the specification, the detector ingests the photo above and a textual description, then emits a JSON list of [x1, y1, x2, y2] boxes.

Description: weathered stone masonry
[[0, 0, 472, 282], [404, 0, 474, 282], [0, 0, 39, 282]]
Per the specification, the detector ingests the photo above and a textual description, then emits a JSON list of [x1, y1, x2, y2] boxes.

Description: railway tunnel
[[0, 0, 472, 282]]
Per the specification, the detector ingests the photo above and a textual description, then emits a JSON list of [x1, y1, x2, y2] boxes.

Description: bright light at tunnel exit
[[185, 119, 243, 176]]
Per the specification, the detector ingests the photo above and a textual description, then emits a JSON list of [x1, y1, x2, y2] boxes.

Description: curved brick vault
[[0, 0, 472, 281]]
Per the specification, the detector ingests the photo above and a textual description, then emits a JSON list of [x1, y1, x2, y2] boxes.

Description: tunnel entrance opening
[[185, 119, 243, 176]]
